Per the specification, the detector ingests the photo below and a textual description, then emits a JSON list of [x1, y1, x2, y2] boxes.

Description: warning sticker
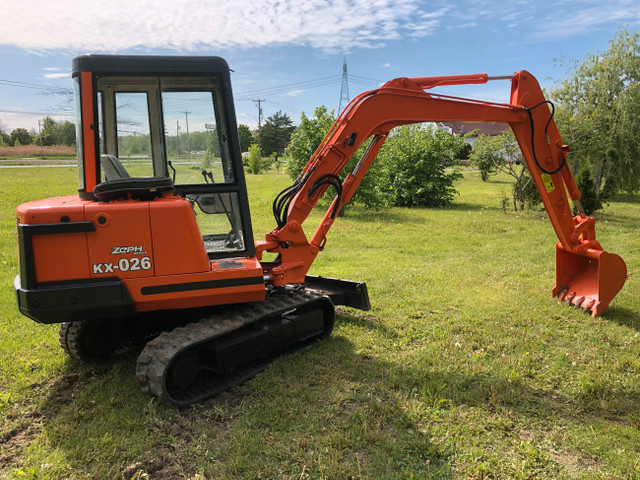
[[541, 173, 555, 193]]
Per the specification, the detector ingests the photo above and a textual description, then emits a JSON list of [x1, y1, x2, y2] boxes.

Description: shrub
[[245, 144, 270, 174], [287, 110, 465, 210], [376, 125, 464, 207]]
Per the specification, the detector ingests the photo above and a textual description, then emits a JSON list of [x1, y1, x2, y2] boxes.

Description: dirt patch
[[121, 449, 196, 480], [0, 410, 44, 471], [549, 449, 605, 478]]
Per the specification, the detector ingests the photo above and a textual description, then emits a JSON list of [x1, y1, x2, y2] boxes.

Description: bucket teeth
[[571, 295, 585, 308], [565, 292, 576, 305], [557, 289, 599, 316], [582, 299, 595, 315], [557, 287, 569, 303]]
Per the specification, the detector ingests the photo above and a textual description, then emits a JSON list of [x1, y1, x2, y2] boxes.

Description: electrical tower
[[338, 57, 350, 112]]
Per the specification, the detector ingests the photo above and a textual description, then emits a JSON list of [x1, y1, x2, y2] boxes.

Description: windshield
[[95, 75, 235, 185]]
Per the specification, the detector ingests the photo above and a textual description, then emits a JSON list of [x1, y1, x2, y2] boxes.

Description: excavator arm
[[256, 70, 626, 316]]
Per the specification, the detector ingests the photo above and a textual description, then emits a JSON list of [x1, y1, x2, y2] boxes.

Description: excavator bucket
[[553, 244, 627, 317]]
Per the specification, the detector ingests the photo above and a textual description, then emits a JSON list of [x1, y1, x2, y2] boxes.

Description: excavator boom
[[259, 70, 626, 316]]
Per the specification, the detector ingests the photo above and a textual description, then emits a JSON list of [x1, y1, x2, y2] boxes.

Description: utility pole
[[181, 111, 191, 159], [338, 56, 350, 112], [38, 119, 44, 158], [176, 121, 180, 155], [252, 99, 264, 134]]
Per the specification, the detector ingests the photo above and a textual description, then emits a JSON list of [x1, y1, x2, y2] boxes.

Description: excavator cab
[[73, 54, 254, 259]]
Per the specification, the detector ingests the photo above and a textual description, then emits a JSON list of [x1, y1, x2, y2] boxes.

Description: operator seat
[[95, 154, 173, 201], [100, 154, 130, 181]]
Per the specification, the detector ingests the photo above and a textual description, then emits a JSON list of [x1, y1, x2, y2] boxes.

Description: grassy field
[[1, 166, 639, 479]]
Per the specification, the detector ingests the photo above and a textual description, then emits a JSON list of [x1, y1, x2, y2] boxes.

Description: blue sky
[[0, 0, 638, 132]]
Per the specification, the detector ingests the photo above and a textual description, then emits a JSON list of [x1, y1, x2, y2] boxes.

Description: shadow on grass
[[604, 305, 640, 331], [340, 201, 492, 223], [34, 336, 456, 478], [31, 315, 640, 478], [611, 193, 640, 204], [336, 308, 399, 338]]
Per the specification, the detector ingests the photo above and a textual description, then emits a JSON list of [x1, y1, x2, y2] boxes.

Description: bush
[[245, 144, 270, 174], [574, 167, 614, 215], [376, 125, 464, 207], [470, 131, 540, 211], [287, 112, 465, 210]]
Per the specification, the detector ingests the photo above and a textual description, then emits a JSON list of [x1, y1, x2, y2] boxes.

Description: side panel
[[33, 233, 90, 283], [17, 196, 91, 284], [149, 197, 210, 276], [85, 201, 155, 279]]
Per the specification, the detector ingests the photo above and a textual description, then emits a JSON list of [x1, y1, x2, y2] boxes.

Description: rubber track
[[59, 322, 78, 358], [59, 320, 161, 361], [135, 291, 331, 406]]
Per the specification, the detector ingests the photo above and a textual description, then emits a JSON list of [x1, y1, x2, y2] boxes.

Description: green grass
[[1, 166, 639, 479]]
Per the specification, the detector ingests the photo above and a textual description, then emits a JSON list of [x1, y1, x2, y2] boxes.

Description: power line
[[235, 75, 342, 101], [0, 78, 72, 95], [0, 108, 73, 117]]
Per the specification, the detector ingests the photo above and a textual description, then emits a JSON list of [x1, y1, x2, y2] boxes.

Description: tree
[[287, 106, 336, 177], [203, 129, 220, 167], [40, 116, 58, 146], [258, 111, 294, 156], [0, 120, 8, 147], [470, 131, 539, 211], [57, 120, 76, 146], [39, 116, 76, 146], [245, 144, 269, 174], [237, 124, 254, 152], [550, 29, 640, 195], [11, 128, 33, 146]]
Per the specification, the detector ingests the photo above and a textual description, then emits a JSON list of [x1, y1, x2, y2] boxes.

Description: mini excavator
[[15, 55, 627, 406]]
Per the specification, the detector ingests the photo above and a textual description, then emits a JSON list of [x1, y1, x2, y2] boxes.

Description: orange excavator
[[14, 55, 626, 405]]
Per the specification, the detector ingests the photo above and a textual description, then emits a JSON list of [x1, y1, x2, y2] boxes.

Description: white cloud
[[43, 72, 71, 79], [533, 1, 640, 39], [0, 0, 448, 53]]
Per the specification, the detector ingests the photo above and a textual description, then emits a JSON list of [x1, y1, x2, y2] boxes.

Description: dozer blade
[[553, 243, 627, 317]]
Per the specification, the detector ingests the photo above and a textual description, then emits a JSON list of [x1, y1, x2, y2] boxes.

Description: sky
[[0, 0, 638, 133]]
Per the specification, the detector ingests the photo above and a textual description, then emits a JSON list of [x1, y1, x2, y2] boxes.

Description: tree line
[[0, 116, 76, 148], [470, 29, 639, 214]]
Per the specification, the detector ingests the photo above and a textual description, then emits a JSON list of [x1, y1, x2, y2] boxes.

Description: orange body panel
[[17, 193, 265, 313], [125, 257, 265, 312], [149, 197, 210, 276], [80, 71, 98, 191], [17, 196, 91, 283], [85, 201, 155, 279]]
